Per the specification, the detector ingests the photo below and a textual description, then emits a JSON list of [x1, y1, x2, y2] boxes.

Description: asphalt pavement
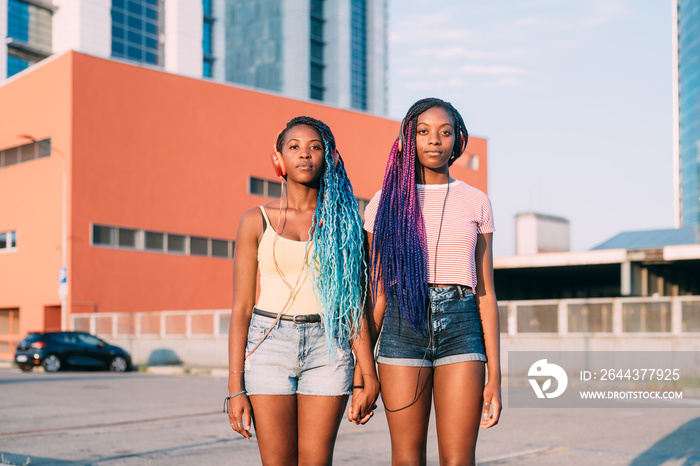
[[1, 365, 699, 465]]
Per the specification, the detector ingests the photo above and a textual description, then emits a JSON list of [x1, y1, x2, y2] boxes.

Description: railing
[[498, 296, 700, 336], [72, 309, 231, 338], [71, 296, 700, 339]]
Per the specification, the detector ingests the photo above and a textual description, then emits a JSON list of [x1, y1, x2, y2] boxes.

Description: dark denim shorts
[[376, 285, 487, 367]]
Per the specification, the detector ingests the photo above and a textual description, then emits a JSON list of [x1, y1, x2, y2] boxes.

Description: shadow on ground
[[630, 416, 700, 465]]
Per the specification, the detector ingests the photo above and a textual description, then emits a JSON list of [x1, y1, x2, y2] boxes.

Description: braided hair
[[371, 98, 468, 333], [277, 116, 366, 346]]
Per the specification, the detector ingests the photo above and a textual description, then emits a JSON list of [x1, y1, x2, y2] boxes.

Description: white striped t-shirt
[[363, 179, 495, 289]]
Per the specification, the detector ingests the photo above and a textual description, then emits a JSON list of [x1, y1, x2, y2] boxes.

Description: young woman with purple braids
[[227, 116, 379, 465], [364, 98, 501, 465]]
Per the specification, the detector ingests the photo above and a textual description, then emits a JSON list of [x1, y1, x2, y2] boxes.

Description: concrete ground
[[0, 364, 699, 465]]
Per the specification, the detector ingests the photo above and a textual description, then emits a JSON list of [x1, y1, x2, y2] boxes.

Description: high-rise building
[[1, 0, 387, 114], [673, 0, 700, 227], [223, 0, 387, 114]]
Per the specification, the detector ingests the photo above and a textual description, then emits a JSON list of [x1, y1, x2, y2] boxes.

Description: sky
[[387, 0, 674, 257]]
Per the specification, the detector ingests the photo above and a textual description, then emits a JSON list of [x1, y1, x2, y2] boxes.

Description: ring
[[484, 403, 491, 406], [236, 422, 244, 427], [352, 412, 359, 415]]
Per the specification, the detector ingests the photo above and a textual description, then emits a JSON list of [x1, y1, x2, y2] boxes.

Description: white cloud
[[581, 0, 629, 26]]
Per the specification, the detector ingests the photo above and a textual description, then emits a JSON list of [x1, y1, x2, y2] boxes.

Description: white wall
[[164, 0, 203, 78], [282, 0, 310, 100], [52, 0, 111, 58], [0, 0, 7, 79], [212, 0, 226, 81], [324, 0, 351, 108], [366, 0, 388, 115]]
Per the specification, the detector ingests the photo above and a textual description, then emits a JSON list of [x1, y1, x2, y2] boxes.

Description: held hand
[[227, 394, 253, 439], [480, 380, 502, 429], [348, 375, 380, 425]]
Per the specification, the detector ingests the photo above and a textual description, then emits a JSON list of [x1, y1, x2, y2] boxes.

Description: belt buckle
[[293, 314, 305, 324]]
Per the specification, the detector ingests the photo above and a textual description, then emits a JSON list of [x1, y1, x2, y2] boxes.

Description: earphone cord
[[384, 180, 450, 412], [244, 181, 313, 359]]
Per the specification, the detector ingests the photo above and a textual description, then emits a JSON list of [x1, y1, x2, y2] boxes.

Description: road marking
[[0, 411, 219, 438]]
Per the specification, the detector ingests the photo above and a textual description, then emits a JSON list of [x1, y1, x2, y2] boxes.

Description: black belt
[[427, 284, 473, 295], [253, 308, 322, 323]]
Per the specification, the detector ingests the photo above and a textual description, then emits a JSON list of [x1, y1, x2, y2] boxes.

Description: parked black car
[[14, 331, 132, 373]]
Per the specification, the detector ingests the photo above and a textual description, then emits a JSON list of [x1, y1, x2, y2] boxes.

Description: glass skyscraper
[[2, 0, 386, 115], [674, 0, 700, 226], [223, 0, 387, 114], [5, 0, 52, 78]]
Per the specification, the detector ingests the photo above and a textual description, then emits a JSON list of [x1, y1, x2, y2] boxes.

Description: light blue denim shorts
[[244, 312, 353, 396], [377, 285, 487, 368]]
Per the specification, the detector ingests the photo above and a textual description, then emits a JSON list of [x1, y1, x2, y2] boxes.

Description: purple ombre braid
[[370, 98, 469, 333]]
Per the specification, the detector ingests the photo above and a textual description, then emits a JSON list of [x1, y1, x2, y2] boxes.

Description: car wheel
[[110, 356, 128, 373], [43, 354, 62, 373], [19, 363, 34, 372]]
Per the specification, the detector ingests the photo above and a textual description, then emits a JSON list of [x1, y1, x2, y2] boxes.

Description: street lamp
[[19, 135, 68, 331]]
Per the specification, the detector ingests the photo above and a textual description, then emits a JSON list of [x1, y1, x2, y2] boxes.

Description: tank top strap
[[259, 206, 271, 231]]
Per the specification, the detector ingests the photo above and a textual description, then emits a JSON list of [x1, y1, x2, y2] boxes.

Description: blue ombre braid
[[278, 116, 366, 347], [370, 98, 468, 334]]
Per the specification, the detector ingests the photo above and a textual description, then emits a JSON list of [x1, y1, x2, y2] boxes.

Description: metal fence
[[71, 296, 700, 339]]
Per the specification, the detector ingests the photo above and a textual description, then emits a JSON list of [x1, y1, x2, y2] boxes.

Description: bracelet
[[229, 370, 244, 374], [352, 385, 364, 389], [222, 390, 247, 413]]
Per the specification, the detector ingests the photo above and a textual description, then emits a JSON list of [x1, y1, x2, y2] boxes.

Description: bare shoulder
[[237, 206, 265, 240]]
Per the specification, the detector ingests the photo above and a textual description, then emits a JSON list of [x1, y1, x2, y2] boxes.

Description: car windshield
[[21, 333, 42, 343]]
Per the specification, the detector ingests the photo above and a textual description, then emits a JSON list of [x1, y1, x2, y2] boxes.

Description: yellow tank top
[[256, 206, 320, 315]]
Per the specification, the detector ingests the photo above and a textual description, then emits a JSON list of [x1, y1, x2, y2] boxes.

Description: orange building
[[0, 52, 488, 360]]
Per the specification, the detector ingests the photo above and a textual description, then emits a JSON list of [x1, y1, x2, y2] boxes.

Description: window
[[356, 198, 370, 216], [93, 225, 115, 246], [202, 0, 215, 78], [145, 231, 164, 251], [0, 139, 51, 169], [0, 231, 18, 251], [249, 176, 282, 198], [118, 228, 138, 248], [211, 239, 228, 258], [350, 0, 367, 110], [309, 0, 325, 101], [91, 224, 234, 259], [111, 0, 162, 66], [6, 0, 53, 77], [190, 237, 208, 256], [167, 234, 186, 253]]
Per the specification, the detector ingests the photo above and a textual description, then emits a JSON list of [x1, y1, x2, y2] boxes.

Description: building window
[[190, 237, 209, 256], [0, 139, 51, 169], [356, 198, 370, 216], [249, 176, 282, 198], [117, 228, 138, 248], [91, 224, 235, 259], [145, 231, 165, 251], [211, 239, 228, 258], [111, 0, 163, 66], [6, 0, 53, 77], [0, 231, 18, 252], [350, 0, 367, 110], [309, 0, 325, 101], [202, 0, 215, 78], [93, 225, 115, 246], [167, 234, 186, 253]]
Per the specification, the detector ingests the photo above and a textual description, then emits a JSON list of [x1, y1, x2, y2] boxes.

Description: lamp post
[[19, 135, 68, 331]]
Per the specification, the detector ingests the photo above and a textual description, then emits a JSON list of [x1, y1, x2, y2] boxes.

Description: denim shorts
[[244, 312, 353, 396], [376, 285, 487, 367]]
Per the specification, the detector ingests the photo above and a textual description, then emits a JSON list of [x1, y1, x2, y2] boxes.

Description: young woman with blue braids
[[226, 116, 379, 464], [364, 98, 502, 465]]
